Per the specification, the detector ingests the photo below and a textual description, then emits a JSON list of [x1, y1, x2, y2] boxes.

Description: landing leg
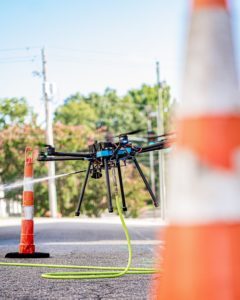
[[104, 159, 113, 213], [117, 161, 127, 211], [132, 157, 159, 207], [75, 161, 92, 216]]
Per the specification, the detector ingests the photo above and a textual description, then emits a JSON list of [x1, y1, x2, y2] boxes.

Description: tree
[[0, 97, 36, 129], [0, 98, 45, 212], [54, 84, 173, 135], [0, 124, 49, 215], [0, 122, 153, 217], [124, 83, 173, 132], [54, 94, 98, 129]]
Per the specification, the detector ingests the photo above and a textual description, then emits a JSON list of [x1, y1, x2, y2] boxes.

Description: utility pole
[[156, 61, 166, 220], [0, 177, 7, 217], [147, 117, 156, 196], [41, 47, 58, 218]]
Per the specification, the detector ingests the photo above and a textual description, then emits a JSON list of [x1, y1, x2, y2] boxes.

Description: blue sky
[[0, 0, 239, 122]]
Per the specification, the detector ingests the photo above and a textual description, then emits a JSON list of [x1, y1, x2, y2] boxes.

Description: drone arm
[[75, 161, 92, 216], [52, 151, 92, 158], [104, 159, 113, 213], [140, 141, 166, 153], [38, 156, 86, 161], [116, 161, 127, 211], [132, 157, 159, 208]]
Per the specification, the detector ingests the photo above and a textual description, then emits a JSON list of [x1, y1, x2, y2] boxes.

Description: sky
[[0, 0, 240, 123]]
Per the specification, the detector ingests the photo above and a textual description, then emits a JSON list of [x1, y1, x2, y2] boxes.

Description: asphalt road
[[0, 218, 163, 300]]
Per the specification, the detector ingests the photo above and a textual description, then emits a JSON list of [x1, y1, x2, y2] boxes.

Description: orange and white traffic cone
[[6, 147, 49, 258], [152, 0, 240, 299]]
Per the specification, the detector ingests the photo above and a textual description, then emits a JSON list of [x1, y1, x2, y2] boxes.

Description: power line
[[48, 54, 151, 65], [0, 46, 40, 52], [0, 55, 39, 61], [0, 59, 38, 64], [49, 46, 182, 62], [48, 58, 160, 70], [49, 46, 141, 57], [48, 47, 182, 64]]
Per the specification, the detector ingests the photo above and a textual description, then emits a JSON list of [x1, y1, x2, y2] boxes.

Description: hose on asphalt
[[0, 194, 160, 280]]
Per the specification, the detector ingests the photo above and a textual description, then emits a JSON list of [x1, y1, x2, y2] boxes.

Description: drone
[[38, 129, 174, 216]]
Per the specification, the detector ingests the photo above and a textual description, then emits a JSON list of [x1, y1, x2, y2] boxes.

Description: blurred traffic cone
[[6, 147, 49, 258], [152, 0, 240, 299]]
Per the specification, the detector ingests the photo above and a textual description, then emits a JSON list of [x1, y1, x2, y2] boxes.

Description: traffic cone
[[6, 147, 49, 258], [152, 0, 240, 299]]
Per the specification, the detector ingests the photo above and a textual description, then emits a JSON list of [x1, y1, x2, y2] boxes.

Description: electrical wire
[[0, 47, 40, 52], [0, 59, 38, 64], [0, 194, 160, 280]]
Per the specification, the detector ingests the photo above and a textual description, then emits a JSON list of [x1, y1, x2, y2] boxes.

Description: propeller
[[114, 129, 143, 138], [143, 131, 175, 140]]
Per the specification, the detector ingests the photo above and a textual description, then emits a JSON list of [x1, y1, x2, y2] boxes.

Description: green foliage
[[0, 98, 35, 129], [55, 84, 173, 135], [0, 125, 49, 215], [54, 96, 97, 129]]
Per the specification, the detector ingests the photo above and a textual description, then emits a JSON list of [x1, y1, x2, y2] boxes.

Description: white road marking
[[0, 217, 167, 228], [40, 240, 163, 246]]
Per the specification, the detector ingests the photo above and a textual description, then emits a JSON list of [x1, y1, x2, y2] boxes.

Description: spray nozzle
[[38, 145, 55, 160], [44, 144, 55, 155]]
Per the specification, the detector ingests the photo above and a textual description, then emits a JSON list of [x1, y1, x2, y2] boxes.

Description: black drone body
[[38, 130, 171, 216]]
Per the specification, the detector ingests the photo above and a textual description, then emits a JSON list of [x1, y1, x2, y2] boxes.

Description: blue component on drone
[[120, 137, 128, 145], [96, 147, 132, 158]]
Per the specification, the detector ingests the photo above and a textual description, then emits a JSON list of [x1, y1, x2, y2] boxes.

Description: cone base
[[5, 252, 50, 258]]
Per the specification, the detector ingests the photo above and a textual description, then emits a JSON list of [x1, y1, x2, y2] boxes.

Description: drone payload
[[38, 130, 173, 215]]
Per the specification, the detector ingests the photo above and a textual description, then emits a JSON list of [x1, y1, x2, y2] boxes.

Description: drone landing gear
[[75, 159, 114, 216], [116, 160, 127, 212], [75, 156, 158, 217], [132, 157, 159, 208], [104, 158, 113, 213], [75, 161, 92, 216]]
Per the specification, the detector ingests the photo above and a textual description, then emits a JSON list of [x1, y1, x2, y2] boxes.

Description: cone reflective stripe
[[194, 0, 227, 9], [19, 147, 35, 254], [177, 116, 240, 169], [152, 0, 240, 299]]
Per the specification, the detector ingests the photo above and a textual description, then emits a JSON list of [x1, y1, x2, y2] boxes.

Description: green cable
[[0, 195, 159, 280]]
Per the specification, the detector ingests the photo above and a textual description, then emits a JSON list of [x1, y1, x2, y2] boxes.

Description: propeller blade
[[115, 129, 143, 137], [143, 131, 175, 139]]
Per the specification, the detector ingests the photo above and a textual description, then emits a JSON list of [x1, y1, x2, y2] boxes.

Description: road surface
[[0, 218, 163, 299]]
